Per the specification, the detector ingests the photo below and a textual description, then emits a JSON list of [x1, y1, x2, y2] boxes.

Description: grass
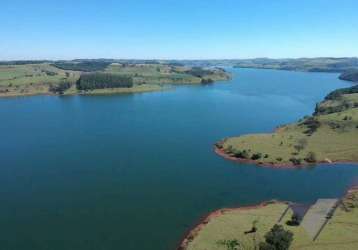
[[186, 203, 291, 250], [0, 64, 79, 86], [0, 64, 80, 97], [185, 189, 358, 250], [0, 63, 230, 97], [220, 93, 358, 166], [105, 63, 229, 84]]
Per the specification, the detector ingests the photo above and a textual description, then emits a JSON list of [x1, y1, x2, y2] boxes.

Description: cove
[[0, 68, 358, 250]]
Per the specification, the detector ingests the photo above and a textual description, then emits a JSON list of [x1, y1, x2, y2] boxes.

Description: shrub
[[276, 157, 283, 162], [201, 78, 214, 84], [225, 145, 234, 154], [217, 239, 240, 250], [233, 150, 242, 157], [49, 81, 72, 94], [305, 151, 317, 163], [232, 149, 250, 159], [294, 138, 307, 152], [301, 117, 320, 135], [259, 242, 275, 250], [286, 213, 301, 226], [293, 144, 304, 152], [251, 153, 262, 160], [289, 158, 302, 165], [259, 224, 293, 250], [43, 70, 57, 76]]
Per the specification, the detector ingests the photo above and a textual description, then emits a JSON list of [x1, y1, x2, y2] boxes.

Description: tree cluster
[[259, 224, 293, 250], [49, 81, 72, 95], [76, 73, 134, 90], [186, 67, 213, 77], [325, 85, 358, 100], [52, 62, 111, 72]]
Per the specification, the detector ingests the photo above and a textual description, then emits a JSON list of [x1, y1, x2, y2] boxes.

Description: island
[[0, 60, 231, 97], [180, 186, 358, 250], [215, 84, 358, 167]]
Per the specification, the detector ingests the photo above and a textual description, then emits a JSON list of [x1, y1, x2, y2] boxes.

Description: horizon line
[[1, 56, 358, 62]]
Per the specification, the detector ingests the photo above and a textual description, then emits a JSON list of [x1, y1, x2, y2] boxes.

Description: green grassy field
[[105, 63, 230, 84], [0, 64, 79, 86], [0, 64, 80, 97], [105, 63, 199, 84], [184, 189, 358, 250], [219, 92, 358, 166], [0, 63, 230, 97]]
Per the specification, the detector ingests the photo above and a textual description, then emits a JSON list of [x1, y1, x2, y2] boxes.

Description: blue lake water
[[0, 68, 358, 250]]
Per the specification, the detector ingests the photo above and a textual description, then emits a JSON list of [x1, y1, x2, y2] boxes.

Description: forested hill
[[339, 69, 358, 83]]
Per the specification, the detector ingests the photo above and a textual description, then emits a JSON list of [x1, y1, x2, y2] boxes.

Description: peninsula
[[0, 60, 230, 97], [215, 84, 358, 167], [180, 186, 358, 250], [339, 69, 358, 83]]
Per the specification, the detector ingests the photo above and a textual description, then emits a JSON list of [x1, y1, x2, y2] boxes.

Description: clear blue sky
[[1, 0, 357, 60]]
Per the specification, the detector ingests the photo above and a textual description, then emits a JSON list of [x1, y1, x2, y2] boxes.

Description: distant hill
[[234, 57, 358, 73], [2, 58, 358, 72]]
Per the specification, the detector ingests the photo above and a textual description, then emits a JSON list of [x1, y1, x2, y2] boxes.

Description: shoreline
[[0, 85, 169, 98], [177, 185, 358, 250], [0, 77, 230, 98], [177, 200, 285, 250], [214, 145, 358, 169], [233, 66, 345, 74]]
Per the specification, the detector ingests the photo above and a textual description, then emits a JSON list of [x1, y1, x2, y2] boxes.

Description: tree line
[[76, 73, 134, 90], [52, 62, 111, 72], [185, 67, 214, 78], [325, 84, 358, 100]]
